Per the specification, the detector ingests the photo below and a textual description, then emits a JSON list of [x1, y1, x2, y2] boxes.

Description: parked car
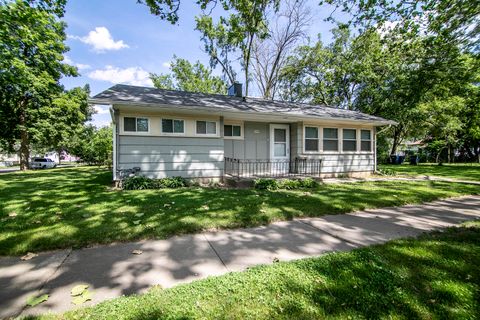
[[30, 158, 57, 169]]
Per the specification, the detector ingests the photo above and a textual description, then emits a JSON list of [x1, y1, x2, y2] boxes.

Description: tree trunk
[[19, 99, 30, 171]]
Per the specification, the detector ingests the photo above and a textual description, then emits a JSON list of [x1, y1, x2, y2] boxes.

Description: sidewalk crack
[[203, 234, 230, 272]]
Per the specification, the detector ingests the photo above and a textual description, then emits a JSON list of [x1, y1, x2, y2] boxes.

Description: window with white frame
[[304, 127, 319, 151], [224, 124, 241, 137], [162, 119, 184, 134], [323, 128, 338, 151], [343, 129, 357, 151], [361, 130, 372, 151], [196, 120, 217, 135], [124, 117, 149, 132]]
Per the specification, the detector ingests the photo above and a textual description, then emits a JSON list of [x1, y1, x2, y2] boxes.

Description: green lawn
[[34, 221, 480, 320], [1, 167, 479, 256], [380, 163, 480, 181]]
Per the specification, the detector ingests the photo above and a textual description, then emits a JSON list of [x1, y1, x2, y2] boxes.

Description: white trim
[[120, 116, 151, 135], [160, 118, 186, 136], [270, 124, 290, 160], [112, 122, 117, 180], [195, 120, 219, 137]]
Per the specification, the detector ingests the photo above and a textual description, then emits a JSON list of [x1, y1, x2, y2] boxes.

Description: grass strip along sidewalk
[[33, 221, 480, 319], [1, 167, 479, 256]]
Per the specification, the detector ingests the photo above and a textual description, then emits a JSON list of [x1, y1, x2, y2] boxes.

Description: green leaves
[[150, 56, 227, 94], [71, 284, 92, 305], [26, 294, 49, 307]]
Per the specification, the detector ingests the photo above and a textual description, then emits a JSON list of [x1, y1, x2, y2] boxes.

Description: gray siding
[[118, 135, 224, 178], [224, 122, 269, 159]]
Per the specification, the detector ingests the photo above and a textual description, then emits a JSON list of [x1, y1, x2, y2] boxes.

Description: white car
[[30, 158, 57, 169]]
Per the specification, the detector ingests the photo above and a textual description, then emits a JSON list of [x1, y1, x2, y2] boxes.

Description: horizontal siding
[[298, 153, 374, 174], [118, 135, 224, 179]]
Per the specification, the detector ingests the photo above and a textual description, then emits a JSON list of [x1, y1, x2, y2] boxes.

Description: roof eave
[[88, 98, 396, 126]]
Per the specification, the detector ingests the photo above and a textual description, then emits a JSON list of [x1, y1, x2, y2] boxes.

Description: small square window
[[162, 119, 184, 133], [124, 117, 136, 132], [197, 121, 216, 135], [224, 125, 241, 137], [136, 118, 148, 132]]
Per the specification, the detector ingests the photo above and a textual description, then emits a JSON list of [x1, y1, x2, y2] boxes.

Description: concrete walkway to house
[[1, 196, 480, 319]]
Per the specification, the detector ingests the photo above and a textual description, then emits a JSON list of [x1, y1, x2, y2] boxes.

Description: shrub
[[299, 177, 318, 188], [255, 178, 318, 190], [157, 176, 187, 188], [278, 179, 301, 190], [122, 176, 156, 190], [122, 176, 187, 190], [254, 178, 279, 190]]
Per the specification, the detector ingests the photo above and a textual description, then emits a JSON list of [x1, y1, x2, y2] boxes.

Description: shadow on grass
[[380, 163, 480, 181], [0, 167, 479, 256], [28, 224, 480, 320]]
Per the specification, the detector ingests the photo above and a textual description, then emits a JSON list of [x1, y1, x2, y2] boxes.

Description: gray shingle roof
[[90, 84, 395, 125]]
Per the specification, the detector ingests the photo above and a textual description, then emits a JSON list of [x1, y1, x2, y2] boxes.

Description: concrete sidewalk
[[1, 196, 480, 319]]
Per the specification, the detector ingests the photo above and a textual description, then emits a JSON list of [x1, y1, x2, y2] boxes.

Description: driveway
[[1, 195, 479, 318]]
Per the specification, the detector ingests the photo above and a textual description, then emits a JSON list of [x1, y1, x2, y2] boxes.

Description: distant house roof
[[90, 84, 396, 125]]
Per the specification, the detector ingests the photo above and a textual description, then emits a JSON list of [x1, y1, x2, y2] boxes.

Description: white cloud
[[93, 104, 110, 115], [162, 61, 171, 68], [63, 55, 91, 70], [70, 27, 129, 52], [88, 65, 153, 86]]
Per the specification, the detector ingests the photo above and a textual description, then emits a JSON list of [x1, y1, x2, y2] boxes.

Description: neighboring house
[[90, 83, 396, 181]]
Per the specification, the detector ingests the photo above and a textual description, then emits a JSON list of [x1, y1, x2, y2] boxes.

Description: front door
[[270, 124, 290, 160]]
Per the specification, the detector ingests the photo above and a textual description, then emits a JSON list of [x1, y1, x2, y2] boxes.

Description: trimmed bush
[[122, 176, 187, 190], [255, 178, 318, 190], [122, 176, 156, 190], [254, 178, 279, 190]]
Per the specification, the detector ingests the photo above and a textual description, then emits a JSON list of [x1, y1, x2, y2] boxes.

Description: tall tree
[[195, 0, 280, 96], [32, 85, 92, 163], [150, 56, 227, 94], [0, 0, 77, 170], [252, 0, 311, 99]]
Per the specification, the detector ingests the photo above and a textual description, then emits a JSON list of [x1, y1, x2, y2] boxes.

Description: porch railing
[[224, 157, 322, 179]]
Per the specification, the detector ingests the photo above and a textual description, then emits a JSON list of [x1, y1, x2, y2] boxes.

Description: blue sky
[[60, 0, 347, 127]]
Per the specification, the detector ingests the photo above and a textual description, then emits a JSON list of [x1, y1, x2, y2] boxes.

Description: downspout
[[109, 106, 118, 181]]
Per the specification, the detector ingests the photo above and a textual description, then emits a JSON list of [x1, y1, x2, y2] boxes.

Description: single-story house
[[90, 83, 396, 181]]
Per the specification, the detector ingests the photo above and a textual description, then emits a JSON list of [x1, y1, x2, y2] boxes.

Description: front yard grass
[[379, 163, 480, 181], [1, 167, 479, 256], [35, 221, 480, 320]]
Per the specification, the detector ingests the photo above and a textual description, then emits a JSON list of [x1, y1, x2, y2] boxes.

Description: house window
[[162, 119, 184, 134], [224, 124, 241, 137], [323, 128, 338, 151], [343, 129, 357, 151], [197, 121, 217, 135], [305, 127, 319, 152], [361, 130, 372, 151], [124, 117, 149, 132]]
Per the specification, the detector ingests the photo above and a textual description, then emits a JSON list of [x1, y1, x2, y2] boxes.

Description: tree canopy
[[150, 56, 227, 94]]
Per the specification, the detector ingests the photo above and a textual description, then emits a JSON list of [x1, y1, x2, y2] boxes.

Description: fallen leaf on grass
[[26, 294, 49, 307], [82, 214, 90, 218], [201, 205, 210, 210], [9, 212, 17, 217], [132, 249, 143, 255], [21, 252, 38, 261], [71, 284, 89, 296], [133, 220, 141, 225], [163, 204, 171, 208], [135, 213, 144, 217]]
